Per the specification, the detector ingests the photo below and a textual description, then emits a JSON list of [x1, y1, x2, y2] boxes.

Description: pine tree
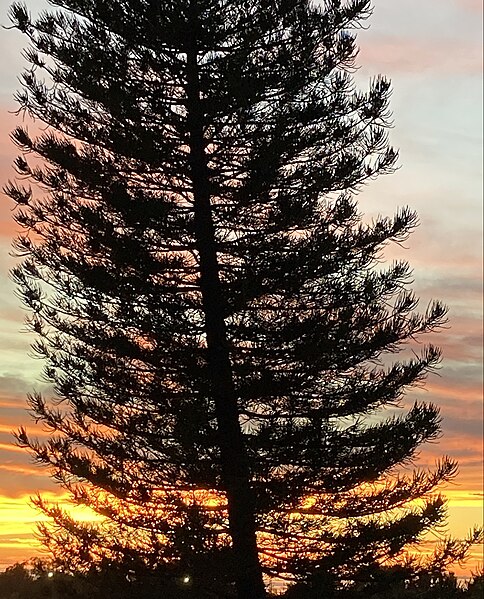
[[5, 1, 458, 597]]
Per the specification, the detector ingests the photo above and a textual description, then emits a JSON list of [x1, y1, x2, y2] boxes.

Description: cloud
[[0, 489, 104, 568], [0, 398, 25, 409], [0, 102, 46, 241], [434, 361, 483, 394], [456, 0, 483, 13], [423, 383, 482, 409], [0, 442, 25, 454], [0, 423, 51, 438], [0, 463, 53, 497], [0, 463, 48, 478], [358, 36, 483, 75], [0, 374, 31, 396], [417, 437, 482, 478], [413, 538, 482, 578], [438, 334, 483, 365], [442, 416, 484, 439], [417, 273, 483, 301], [0, 489, 65, 568], [444, 489, 484, 506]]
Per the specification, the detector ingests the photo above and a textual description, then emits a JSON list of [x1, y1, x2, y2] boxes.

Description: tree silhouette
[[5, 0, 460, 597], [0, 559, 482, 599]]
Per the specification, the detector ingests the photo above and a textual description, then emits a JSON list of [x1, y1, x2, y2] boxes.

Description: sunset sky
[[0, 0, 482, 576]]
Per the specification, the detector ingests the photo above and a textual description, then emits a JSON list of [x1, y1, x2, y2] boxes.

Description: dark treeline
[[0, 560, 483, 599]]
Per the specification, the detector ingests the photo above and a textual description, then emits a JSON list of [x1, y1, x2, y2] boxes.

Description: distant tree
[[5, 0, 467, 597], [283, 540, 483, 598], [0, 563, 33, 599], [465, 571, 484, 598], [2, 557, 481, 599], [284, 567, 471, 599], [0, 560, 236, 599]]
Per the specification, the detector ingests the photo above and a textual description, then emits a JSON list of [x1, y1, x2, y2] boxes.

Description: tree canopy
[[4, 1, 472, 596]]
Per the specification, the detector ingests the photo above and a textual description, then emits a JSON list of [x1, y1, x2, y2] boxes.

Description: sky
[[0, 0, 482, 576]]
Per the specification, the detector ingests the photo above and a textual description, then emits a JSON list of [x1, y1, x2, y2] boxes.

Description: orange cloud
[[0, 218, 20, 241], [0, 420, 51, 437], [0, 463, 50, 478], [0, 487, 480, 575], [0, 424, 22, 435], [0, 442, 26, 454], [0, 398, 26, 409], [0, 491, 103, 568]]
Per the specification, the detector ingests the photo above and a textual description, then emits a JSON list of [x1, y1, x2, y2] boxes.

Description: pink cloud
[[423, 316, 484, 363], [358, 36, 483, 75], [424, 381, 483, 405], [457, 0, 483, 13], [414, 443, 482, 488]]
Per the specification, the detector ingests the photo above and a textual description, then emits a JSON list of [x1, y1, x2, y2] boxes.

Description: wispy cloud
[[0, 442, 25, 454], [359, 36, 483, 75], [0, 463, 49, 478], [457, 0, 483, 13]]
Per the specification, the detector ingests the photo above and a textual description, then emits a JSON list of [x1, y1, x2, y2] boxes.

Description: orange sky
[[0, 0, 482, 578]]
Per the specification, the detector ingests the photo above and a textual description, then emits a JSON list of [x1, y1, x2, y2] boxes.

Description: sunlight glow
[[0, 488, 481, 573]]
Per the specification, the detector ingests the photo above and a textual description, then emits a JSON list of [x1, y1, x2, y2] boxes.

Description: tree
[[0, 560, 253, 599], [5, 0, 460, 597], [283, 539, 483, 598]]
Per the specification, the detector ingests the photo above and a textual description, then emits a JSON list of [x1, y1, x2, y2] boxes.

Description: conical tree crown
[[5, 0, 455, 588]]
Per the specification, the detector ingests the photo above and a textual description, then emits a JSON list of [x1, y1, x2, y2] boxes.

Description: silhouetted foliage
[[283, 555, 483, 598], [465, 571, 484, 598], [0, 560, 237, 599], [1, 561, 482, 599], [5, 0, 474, 597]]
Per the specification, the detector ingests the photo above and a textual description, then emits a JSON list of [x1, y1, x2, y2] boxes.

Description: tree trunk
[[184, 24, 267, 599]]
